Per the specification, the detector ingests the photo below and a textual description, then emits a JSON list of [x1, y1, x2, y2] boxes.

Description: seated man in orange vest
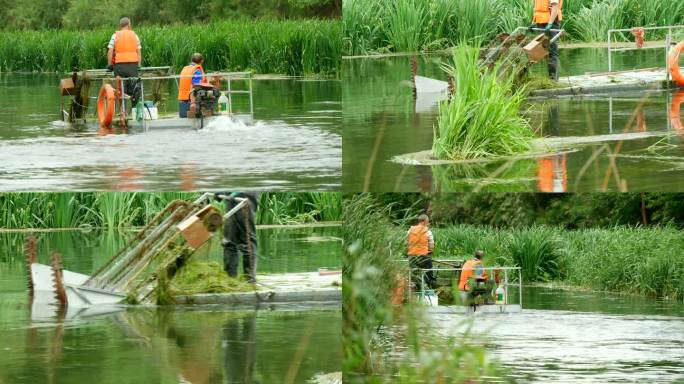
[[532, 0, 563, 80], [458, 250, 489, 304], [107, 17, 142, 104], [406, 214, 436, 291], [178, 53, 220, 118]]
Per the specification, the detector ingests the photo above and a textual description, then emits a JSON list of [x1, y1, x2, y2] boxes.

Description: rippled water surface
[[430, 287, 684, 383], [0, 75, 341, 191]]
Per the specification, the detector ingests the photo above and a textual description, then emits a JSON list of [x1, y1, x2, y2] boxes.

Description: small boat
[[59, 66, 254, 131]]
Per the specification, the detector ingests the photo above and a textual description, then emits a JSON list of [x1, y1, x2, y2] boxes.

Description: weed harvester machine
[[25, 194, 249, 315], [412, 27, 564, 111]]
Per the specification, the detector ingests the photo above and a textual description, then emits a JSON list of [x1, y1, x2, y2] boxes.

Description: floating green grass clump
[[171, 261, 254, 295], [432, 45, 533, 160], [0, 19, 341, 76]]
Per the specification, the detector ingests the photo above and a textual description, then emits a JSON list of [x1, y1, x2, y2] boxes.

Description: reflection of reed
[[364, 113, 387, 192]]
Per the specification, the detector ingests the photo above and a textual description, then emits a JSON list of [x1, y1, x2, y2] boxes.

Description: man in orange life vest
[[406, 214, 436, 290], [107, 17, 142, 104], [458, 250, 488, 302], [178, 53, 220, 118], [532, 0, 563, 80]]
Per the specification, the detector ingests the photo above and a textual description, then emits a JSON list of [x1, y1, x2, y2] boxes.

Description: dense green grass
[[432, 45, 534, 160], [0, 19, 341, 76], [0, 192, 342, 229], [430, 225, 684, 300], [343, 0, 684, 55]]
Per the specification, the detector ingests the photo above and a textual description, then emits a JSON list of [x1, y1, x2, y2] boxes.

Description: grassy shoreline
[[423, 225, 684, 301], [343, 0, 684, 55], [0, 19, 341, 76]]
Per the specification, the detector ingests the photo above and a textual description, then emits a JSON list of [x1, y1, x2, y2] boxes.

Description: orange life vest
[[178, 64, 206, 101], [458, 259, 486, 291], [113, 29, 140, 64], [533, 0, 563, 24], [407, 224, 429, 256]]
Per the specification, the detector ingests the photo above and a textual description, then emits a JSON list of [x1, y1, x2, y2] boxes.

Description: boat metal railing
[[405, 263, 522, 308], [607, 25, 684, 81], [96, 69, 254, 130]]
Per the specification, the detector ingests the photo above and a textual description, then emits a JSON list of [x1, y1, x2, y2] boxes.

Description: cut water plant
[[432, 44, 534, 160]]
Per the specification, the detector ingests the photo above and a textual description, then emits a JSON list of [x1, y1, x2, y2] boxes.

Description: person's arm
[[428, 230, 434, 252], [136, 35, 142, 66], [549, 3, 559, 24], [107, 33, 116, 66]]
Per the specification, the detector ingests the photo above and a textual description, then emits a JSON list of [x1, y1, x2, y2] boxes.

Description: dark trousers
[[409, 255, 436, 291], [113, 63, 140, 104], [179, 100, 190, 118], [537, 21, 561, 80], [223, 206, 258, 283]]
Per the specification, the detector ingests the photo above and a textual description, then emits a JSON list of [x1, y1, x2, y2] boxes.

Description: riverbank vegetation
[[343, 0, 684, 55], [0, 192, 342, 229], [343, 194, 506, 382], [357, 192, 684, 300], [432, 45, 533, 160], [0, 19, 340, 75], [0, 0, 340, 30]]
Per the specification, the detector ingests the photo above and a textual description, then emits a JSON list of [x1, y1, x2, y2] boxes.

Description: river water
[[429, 286, 684, 383], [0, 225, 342, 383], [0, 74, 341, 191], [343, 48, 684, 192]]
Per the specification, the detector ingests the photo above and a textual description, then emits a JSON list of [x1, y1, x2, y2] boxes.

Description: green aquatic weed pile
[[432, 45, 533, 160], [0, 19, 341, 76], [428, 225, 684, 300], [0, 192, 341, 229], [343, 0, 684, 55], [170, 261, 254, 295], [343, 194, 505, 383]]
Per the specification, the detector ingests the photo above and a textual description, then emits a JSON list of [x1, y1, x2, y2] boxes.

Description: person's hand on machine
[[544, 23, 554, 32], [106, 64, 113, 72]]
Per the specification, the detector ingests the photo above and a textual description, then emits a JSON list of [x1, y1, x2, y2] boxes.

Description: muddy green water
[[343, 48, 684, 192], [428, 286, 684, 382], [0, 225, 341, 383], [0, 74, 341, 191]]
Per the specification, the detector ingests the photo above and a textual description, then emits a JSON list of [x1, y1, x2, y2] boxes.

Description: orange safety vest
[[458, 259, 486, 291], [113, 29, 140, 64], [178, 64, 206, 101], [407, 224, 429, 256], [533, 0, 563, 24]]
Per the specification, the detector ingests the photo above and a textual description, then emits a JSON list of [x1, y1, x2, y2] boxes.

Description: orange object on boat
[[97, 84, 116, 128], [669, 41, 684, 87]]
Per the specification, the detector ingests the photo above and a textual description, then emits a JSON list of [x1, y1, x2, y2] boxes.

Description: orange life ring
[[97, 84, 116, 128], [669, 41, 684, 87], [670, 90, 684, 133]]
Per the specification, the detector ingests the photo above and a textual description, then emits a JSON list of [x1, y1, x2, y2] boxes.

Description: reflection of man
[[537, 103, 567, 192], [406, 214, 436, 290], [107, 17, 142, 104], [223, 314, 257, 383], [533, 0, 563, 80], [220, 192, 260, 284]]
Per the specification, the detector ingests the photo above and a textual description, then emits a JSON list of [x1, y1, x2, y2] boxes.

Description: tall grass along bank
[[0, 192, 342, 229], [429, 225, 684, 301], [432, 45, 533, 160], [343, 0, 684, 55], [0, 19, 341, 76]]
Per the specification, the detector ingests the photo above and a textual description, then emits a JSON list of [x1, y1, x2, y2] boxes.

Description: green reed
[[0, 192, 342, 229], [432, 45, 533, 160], [0, 19, 341, 76], [431, 224, 684, 300], [343, 0, 684, 54]]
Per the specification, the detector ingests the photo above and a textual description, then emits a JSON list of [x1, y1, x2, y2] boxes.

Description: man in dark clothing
[[218, 192, 259, 283], [107, 17, 142, 105], [532, 0, 563, 80]]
